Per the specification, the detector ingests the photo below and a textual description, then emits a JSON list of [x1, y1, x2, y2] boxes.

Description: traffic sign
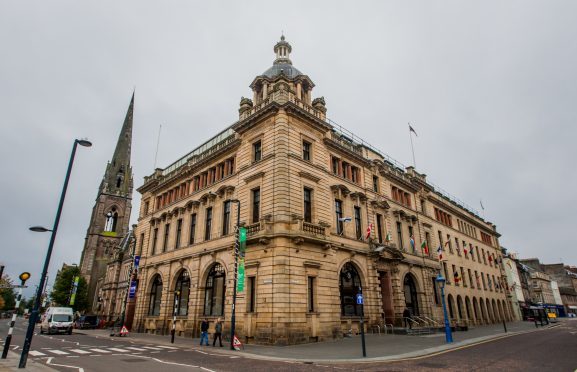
[[356, 294, 363, 305]]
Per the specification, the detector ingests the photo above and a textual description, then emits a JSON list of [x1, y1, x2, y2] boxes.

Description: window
[[138, 233, 144, 255], [476, 246, 480, 262], [432, 277, 439, 305], [175, 219, 182, 249], [354, 206, 362, 240], [420, 199, 426, 214], [335, 199, 343, 235], [205, 207, 212, 241], [222, 201, 231, 235], [425, 232, 431, 255], [455, 238, 461, 256], [204, 263, 226, 316], [481, 273, 486, 290], [452, 264, 458, 286], [376, 214, 384, 243], [307, 276, 315, 312], [470, 244, 475, 261], [163, 223, 170, 252], [397, 222, 403, 249], [461, 267, 466, 287], [482, 249, 487, 264], [304, 188, 312, 223], [373, 176, 379, 192], [252, 188, 260, 223], [331, 156, 339, 175], [303, 140, 311, 161], [148, 275, 162, 316], [253, 140, 262, 162], [174, 271, 190, 316], [189, 214, 197, 245], [408, 225, 414, 251], [446, 234, 453, 253], [481, 231, 493, 246], [443, 262, 450, 284], [104, 210, 118, 232], [152, 228, 158, 255], [143, 201, 150, 216], [247, 277, 256, 313], [340, 262, 362, 316], [437, 230, 443, 249], [391, 186, 412, 207], [468, 269, 474, 288], [434, 207, 453, 227]]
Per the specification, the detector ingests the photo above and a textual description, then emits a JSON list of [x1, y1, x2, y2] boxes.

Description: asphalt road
[[2, 319, 576, 372]]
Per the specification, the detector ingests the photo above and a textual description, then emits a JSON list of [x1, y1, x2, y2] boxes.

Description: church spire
[[101, 92, 134, 197]]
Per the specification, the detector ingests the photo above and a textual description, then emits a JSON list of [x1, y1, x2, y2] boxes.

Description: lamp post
[[19, 139, 91, 368], [228, 199, 240, 350], [435, 273, 453, 343]]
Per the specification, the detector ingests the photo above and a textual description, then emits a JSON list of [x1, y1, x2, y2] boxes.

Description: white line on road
[[108, 348, 130, 353], [195, 350, 208, 354], [124, 347, 144, 351], [142, 346, 162, 350], [66, 356, 79, 358], [69, 349, 91, 354], [125, 354, 201, 369], [29, 351, 46, 356], [157, 345, 179, 349], [200, 367, 216, 372], [46, 357, 85, 372], [47, 349, 70, 355], [88, 348, 111, 353]]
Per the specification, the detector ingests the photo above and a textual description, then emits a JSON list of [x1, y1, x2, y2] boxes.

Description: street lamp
[[19, 138, 91, 368], [228, 199, 240, 350], [435, 273, 453, 343]]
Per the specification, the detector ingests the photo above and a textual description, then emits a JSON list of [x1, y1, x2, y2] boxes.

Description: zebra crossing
[[28, 344, 180, 358]]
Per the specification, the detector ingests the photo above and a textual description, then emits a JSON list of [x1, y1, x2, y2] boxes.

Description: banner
[[128, 280, 138, 299], [69, 276, 79, 305], [134, 255, 140, 270], [237, 257, 245, 292]]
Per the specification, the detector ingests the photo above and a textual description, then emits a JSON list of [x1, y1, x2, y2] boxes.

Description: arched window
[[148, 275, 163, 316], [340, 262, 362, 316], [403, 274, 420, 316], [174, 270, 190, 316], [204, 263, 226, 316], [457, 295, 464, 319], [448, 294, 455, 319], [104, 209, 118, 232]]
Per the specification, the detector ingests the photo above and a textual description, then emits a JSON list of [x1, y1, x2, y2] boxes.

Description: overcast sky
[[1, 1, 576, 297]]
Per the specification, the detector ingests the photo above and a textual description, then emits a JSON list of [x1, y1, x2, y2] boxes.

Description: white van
[[40, 307, 74, 335]]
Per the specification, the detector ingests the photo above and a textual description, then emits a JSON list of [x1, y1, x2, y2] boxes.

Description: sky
[[1, 1, 576, 297]]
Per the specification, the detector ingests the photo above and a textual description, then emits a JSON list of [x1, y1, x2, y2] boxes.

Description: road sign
[[356, 294, 363, 305], [233, 335, 242, 350]]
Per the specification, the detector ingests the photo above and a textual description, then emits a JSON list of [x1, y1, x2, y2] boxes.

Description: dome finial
[[273, 35, 292, 65]]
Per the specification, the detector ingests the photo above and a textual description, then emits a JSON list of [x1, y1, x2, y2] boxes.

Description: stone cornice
[[323, 138, 371, 166], [298, 171, 321, 183], [243, 171, 265, 184]]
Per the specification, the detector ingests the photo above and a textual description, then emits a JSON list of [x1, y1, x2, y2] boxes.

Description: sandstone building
[[79, 94, 135, 313], [131, 37, 510, 345]]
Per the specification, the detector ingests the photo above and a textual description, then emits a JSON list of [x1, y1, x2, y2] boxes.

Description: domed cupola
[[249, 35, 315, 105]]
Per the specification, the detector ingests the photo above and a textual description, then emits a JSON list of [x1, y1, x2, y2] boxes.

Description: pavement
[[74, 320, 559, 363], [0, 351, 55, 372]]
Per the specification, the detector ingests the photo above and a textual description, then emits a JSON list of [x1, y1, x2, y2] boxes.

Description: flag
[[453, 271, 461, 283], [463, 245, 468, 256], [385, 232, 392, 242], [480, 199, 485, 210], [421, 240, 429, 255], [444, 240, 450, 248], [436, 246, 443, 261], [409, 123, 418, 137], [409, 236, 415, 250], [338, 217, 352, 222], [488, 255, 493, 263], [365, 223, 373, 240]]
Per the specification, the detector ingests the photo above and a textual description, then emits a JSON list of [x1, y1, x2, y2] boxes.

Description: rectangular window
[[468, 269, 474, 288], [307, 276, 315, 312], [222, 201, 231, 235], [396, 221, 403, 249], [372, 176, 379, 192], [175, 219, 182, 249], [432, 276, 439, 305], [420, 199, 426, 214], [482, 249, 487, 264], [143, 201, 149, 215], [163, 223, 170, 252], [481, 273, 486, 290], [376, 214, 384, 244], [335, 199, 343, 234], [447, 234, 453, 253], [476, 246, 481, 262], [408, 225, 414, 251], [253, 140, 262, 162], [470, 244, 475, 261], [204, 207, 212, 241], [452, 264, 458, 286], [425, 232, 431, 255], [461, 267, 466, 287], [252, 188, 260, 223], [331, 156, 339, 175], [152, 228, 158, 255], [247, 277, 256, 313], [138, 233, 144, 255], [443, 262, 450, 284], [438, 230, 443, 248], [304, 188, 312, 223], [455, 238, 461, 256], [303, 140, 311, 161], [354, 206, 362, 240], [189, 213, 197, 245]]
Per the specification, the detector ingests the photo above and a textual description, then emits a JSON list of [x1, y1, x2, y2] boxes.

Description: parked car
[[75, 315, 99, 329]]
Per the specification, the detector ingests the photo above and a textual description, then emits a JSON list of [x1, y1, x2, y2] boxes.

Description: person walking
[[200, 318, 209, 346], [213, 318, 223, 347], [403, 307, 412, 329]]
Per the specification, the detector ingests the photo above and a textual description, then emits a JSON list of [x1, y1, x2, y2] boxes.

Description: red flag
[[365, 223, 373, 240], [421, 240, 429, 255]]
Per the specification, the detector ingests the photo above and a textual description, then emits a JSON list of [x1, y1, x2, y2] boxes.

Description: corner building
[[132, 37, 510, 345]]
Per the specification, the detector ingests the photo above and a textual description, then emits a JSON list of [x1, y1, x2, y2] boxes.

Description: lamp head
[[29, 226, 52, 233], [76, 139, 92, 147], [435, 273, 446, 285]]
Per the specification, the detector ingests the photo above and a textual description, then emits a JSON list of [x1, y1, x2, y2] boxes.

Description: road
[[2, 319, 576, 371]]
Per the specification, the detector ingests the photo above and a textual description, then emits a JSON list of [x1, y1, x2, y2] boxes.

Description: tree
[[50, 266, 88, 313], [0, 275, 16, 311]]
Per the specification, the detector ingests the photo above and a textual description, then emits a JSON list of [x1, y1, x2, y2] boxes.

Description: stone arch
[[447, 294, 456, 320], [147, 273, 163, 316], [465, 296, 472, 322], [402, 272, 420, 316], [486, 298, 493, 323], [339, 261, 363, 317], [472, 297, 480, 324], [479, 297, 487, 323], [202, 262, 226, 317], [172, 268, 191, 316], [456, 295, 464, 320], [494, 299, 501, 322]]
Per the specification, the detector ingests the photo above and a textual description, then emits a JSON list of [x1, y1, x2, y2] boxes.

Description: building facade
[[79, 94, 135, 313], [131, 37, 510, 345]]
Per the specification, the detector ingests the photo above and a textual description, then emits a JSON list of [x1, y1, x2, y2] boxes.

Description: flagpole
[[408, 123, 417, 169], [153, 124, 162, 169]]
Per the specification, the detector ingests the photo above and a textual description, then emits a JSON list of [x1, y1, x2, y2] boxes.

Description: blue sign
[[356, 294, 363, 305], [134, 255, 140, 270], [128, 280, 137, 299]]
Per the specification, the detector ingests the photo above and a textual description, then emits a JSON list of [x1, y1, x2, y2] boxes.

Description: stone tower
[[80, 93, 134, 312]]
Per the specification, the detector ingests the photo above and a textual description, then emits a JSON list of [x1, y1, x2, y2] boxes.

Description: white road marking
[[157, 345, 178, 349], [125, 354, 200, 368], [229, 356, 240, 359], [88, 348, 111, 353], [200, 367, 216, 372], [142, 346, 162, 350], [70, 349, 91, 354], [108, 348, 129, 353], [29, 351, 46, 356], [195, 350, 208, 354], [125, 347, 144, 351], [46, 357, 84, 372], [47, 349, 69, 355]]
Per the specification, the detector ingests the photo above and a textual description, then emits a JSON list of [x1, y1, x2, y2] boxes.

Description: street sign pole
[[357, 289, 366, 357]]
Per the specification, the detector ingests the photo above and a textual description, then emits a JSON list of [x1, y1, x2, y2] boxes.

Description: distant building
[[501, 250, 523, 320], [79, 94, 134, 313]]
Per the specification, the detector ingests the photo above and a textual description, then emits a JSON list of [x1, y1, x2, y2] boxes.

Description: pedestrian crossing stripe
[[157, 345, 178, 349], [29, 351, 46, 356], [47, 350, 69, 355], [125, 347, 143, 351], [70, 349, 91, 354], [108, 348, 129, 353], [141, 346, 162, 350], [88, 348, 111, 353]]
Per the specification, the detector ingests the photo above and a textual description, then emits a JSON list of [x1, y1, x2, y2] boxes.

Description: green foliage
[[0, 275, 16, 310], [50, 266, 89, 312]]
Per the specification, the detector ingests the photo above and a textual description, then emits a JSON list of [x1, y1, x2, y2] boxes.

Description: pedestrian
[[213, 317, 223, 347], [200, 318, 209, 346], [403, 307, 412, 329]]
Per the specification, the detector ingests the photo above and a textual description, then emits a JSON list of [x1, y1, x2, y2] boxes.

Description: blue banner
[[128, 280, 137, 298], [134, 255, 140, 270]]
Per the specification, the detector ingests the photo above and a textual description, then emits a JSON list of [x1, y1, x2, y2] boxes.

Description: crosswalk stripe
[[89, 348, 111, 353], [108, 348, 129, 353], [157, 345, 178, 349], [29, 351, 46, 356], [70, 349, 91, 354], [142, 346, 162, 350], [125, 347, 144, 351], [47, 350, 69, 355]]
